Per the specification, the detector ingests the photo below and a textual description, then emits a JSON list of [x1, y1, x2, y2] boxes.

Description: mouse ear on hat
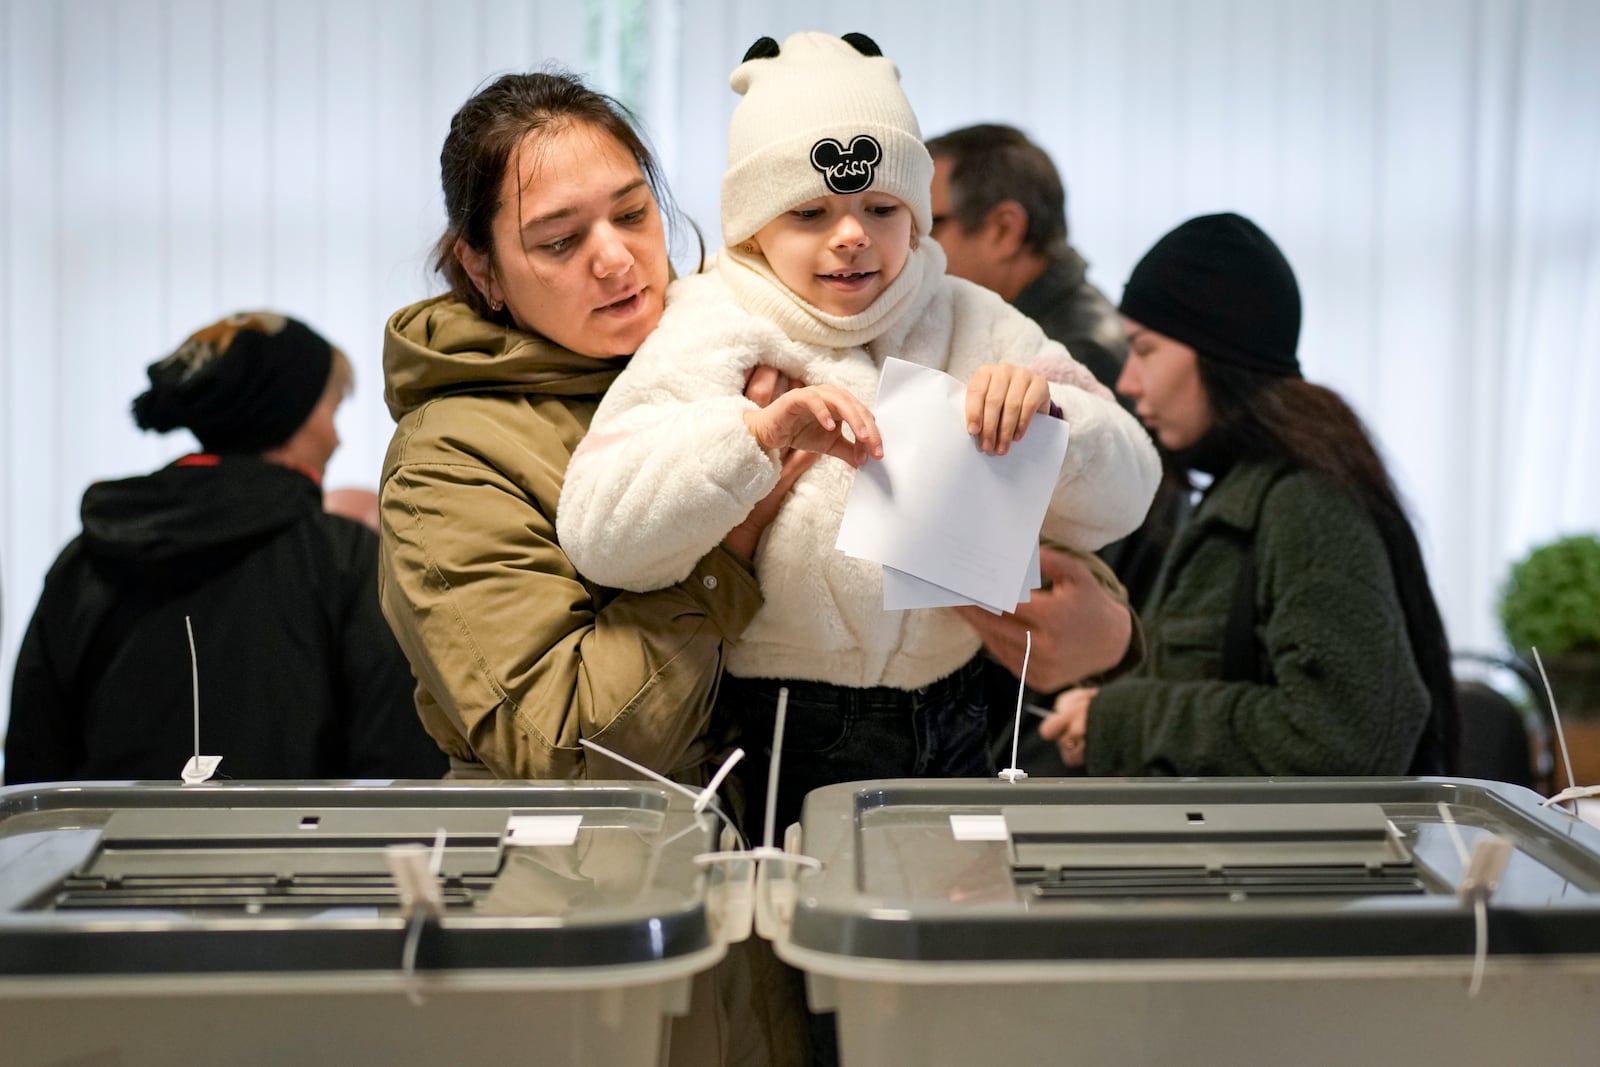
[[840, 32, 881, 56], [741, 36, 781, 62]]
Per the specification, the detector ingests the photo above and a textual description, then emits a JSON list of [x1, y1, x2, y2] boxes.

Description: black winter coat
[[5, 456, 446, 784]]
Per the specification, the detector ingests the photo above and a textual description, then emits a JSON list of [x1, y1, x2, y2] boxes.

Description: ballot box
[[757, 777, 1600, 1066], [0, 781, 747, 1067]]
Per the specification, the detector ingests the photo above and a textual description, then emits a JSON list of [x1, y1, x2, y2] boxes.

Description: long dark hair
[[1199, 360, 1461, 774], [432, 70, 697, 327]]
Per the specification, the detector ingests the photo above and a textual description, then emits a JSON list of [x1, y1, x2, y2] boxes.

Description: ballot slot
[[39, 807, 514, 912], [1005, 802, 1428, 899]]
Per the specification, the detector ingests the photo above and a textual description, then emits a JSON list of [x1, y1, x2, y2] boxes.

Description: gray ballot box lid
[[0, 781, 724, 977], [780, 777, 1600, 963]]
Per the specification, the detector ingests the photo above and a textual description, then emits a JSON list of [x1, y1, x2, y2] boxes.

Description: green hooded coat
[[378, 296, 763, 783]]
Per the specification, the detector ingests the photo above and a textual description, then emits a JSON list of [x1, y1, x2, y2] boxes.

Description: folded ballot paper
[[835, 358, 1069, 614]]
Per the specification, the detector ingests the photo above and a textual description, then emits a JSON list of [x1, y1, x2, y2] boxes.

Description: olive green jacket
[[1087, 460, 1430, 776], [378, 296, 762, 782]]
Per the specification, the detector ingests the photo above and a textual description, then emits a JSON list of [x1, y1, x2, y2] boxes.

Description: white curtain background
[[2, 0, 1597, 744]]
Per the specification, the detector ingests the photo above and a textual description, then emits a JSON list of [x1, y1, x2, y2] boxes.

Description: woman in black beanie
[[1040, 213, 1459, 776], [5, 312, 446, 784]]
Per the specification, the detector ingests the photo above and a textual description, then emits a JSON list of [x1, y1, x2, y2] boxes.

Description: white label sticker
[[505, 814, 583, 846], [949, 814, 1010, 841]]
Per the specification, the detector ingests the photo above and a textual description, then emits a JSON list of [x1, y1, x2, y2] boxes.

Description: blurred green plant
[[1499, 534, 1600, 655]]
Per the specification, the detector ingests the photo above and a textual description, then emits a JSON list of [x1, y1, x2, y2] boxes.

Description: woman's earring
[[488, 296, 504, 312], [740, 241, 756, 255]]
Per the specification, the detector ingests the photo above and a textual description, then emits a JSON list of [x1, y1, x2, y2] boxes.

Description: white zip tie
[[387, 836, 447, 1008], [1438, 802, 1513, 998], [577, 737, 738, 836], [578, 737, 699, 801], [999, 631, 1031, 783], [1468, 896, 1489, 998], [695, 748, 745, 814], [400, 909, 428, 1006], [1542, 784, 1600, 808], [762, 688, 790, 852], [1532, 647, 1581, 809], [188, 615, 200, 754], [179, 615, 222, 785], [694, 847, 822, 869]]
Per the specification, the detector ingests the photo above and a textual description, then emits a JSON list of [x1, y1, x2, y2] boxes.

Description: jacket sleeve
[[4, 556, 85, 785], [1084, 479, 1431, 776], [328, 520, 449, 780], [558, 287, 783, 592], [951, 283, 1161, 553], [379, 453, 763, 782]]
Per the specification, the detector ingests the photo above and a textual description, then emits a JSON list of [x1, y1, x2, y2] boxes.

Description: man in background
[[926, 123, 1127, 389]]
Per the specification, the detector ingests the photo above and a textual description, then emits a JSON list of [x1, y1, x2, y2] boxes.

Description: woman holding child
[[376, 73, 793, 787]]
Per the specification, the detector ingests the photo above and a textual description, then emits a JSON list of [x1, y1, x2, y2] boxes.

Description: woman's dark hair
[[1199, 361, 1461, 775], [432, 70, 697, 327]]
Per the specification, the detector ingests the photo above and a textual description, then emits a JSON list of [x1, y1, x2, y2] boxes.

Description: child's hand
[[965, 364, 1053, 455], [744, 384, 883, 467]]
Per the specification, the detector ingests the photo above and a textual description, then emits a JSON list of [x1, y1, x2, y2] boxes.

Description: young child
[[558, 31, 1158, 834]]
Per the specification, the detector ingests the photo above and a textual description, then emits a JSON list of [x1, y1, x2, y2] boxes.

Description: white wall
[[3, 0, 1598, 741]]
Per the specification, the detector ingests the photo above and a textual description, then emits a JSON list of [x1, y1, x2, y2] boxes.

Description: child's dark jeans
[[718, 654, 995, 847]]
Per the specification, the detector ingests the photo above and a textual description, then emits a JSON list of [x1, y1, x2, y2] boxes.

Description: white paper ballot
[[837, 358, 1069, 610], [882, 547, 1042, 614], [883, 565, 1000, 613]]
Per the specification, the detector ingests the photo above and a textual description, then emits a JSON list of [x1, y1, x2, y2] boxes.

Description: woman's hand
[[723, 364, 814, 561], [723, 450, 817, 561], [954, 547, 1132, 691], [744, 384, 883, 467], [1039, 687, 1095, 768], [966, 364, 1053, 455], [743, 364, 796, 408]]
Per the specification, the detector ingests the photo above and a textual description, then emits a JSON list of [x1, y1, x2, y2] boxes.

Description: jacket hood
[[383, 295, 626, 420], [80, 457, 322, 573]]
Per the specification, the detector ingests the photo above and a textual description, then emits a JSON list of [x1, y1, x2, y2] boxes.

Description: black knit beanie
[[1118, 213, 1302, 378], [132, 312, 334, 453]]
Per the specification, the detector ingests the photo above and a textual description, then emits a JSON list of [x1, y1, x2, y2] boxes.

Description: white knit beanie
[[721, 32, 934, 248]]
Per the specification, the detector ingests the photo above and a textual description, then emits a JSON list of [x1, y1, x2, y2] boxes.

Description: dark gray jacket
[[1012, 247, 1127, 391], [1086, 460, 1431, 776]]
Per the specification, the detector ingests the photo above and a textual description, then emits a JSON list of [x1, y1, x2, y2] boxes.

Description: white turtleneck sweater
[[557, 242, 1160, 689]]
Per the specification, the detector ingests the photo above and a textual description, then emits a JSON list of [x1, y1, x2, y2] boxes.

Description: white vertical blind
[[2, 0, 1598, 745]]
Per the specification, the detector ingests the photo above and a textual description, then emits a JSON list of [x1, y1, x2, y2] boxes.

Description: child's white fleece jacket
[[558, 243, 1160, 690]]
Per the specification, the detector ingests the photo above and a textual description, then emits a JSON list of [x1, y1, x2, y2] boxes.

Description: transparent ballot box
[[759, 777, 1600, 1066], [0, 781, 748, 1067]]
